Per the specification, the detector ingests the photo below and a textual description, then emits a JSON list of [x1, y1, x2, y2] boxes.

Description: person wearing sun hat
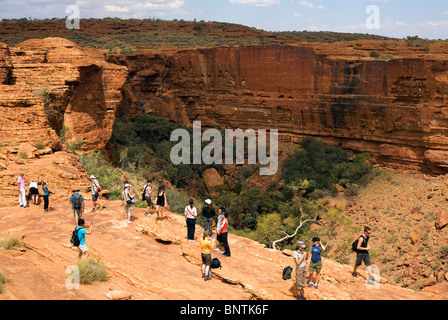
[[294, 241, 309, 300], [308, 236, 326, 289], [90, 175, 102, 212]]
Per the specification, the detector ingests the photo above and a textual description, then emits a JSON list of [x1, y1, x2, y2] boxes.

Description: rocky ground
[[0, 195, 446, 300]]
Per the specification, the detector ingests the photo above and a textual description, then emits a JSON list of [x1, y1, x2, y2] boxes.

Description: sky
[[0, 0, 447, 39]]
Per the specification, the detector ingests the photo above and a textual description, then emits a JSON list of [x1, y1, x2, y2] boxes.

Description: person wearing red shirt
[[219, 211, 231, 257]]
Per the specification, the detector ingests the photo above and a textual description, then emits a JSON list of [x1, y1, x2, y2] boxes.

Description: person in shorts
[[90, 175, 102, 212], [294, 241, 309, 300], [352, 227, 373, 279], [76, 219, 93, 261], [200, 230, 214, 281], [308, 236, 326, 289], [143, 180, 154, 217], [29, 180, 39, 205], [69, 189, 84, 224]]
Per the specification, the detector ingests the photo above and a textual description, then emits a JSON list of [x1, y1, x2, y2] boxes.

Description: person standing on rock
[[18, 172, 28, 208], [121, 180, 129, 215], [352, 226, 373, 279], [124, 183, 135, 224], [42, 181, 51, 213], [200, 230, 214, 281], [202, 199, 215, 239], [214, 207, 225, 253], [307, 236, 325, 289], [294, 241, 309, 300], [75, 219, 93, 261], [219, 211, 231, 257], [185, 199, 198, 241], [155, 186, 168, 221], [69, 189, 85, 223], [90, 175, 102, 212], [143, 180, 154, 217], [29, 180, 39, 205]]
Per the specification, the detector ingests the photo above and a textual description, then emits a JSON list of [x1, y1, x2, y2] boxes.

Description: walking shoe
[[352, 272, 358, 278], [308, 281, 314, 287], [314, 283, 318, 289]]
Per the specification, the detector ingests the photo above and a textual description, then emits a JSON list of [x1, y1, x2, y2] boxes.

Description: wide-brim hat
[[90, 175, 96, 179], [205, 199, 212, 204], [297, 241, 306, 248]]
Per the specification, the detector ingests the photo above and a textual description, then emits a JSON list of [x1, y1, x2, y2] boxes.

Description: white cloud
[[104, 5, 130, 13], [229, 0, 281, 7], [298, 1, 325, 10]]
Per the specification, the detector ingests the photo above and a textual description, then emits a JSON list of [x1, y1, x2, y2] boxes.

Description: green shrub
[[370, 51, 380, 58], [77, 258, 108, 285]]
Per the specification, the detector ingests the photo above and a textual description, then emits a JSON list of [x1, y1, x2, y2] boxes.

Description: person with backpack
[[69, 189, 85, 224], [18, 172, 28, 208], [202, 199, 215, 239], [352, 226, 373, 279], [42, 181, 51, 213], [307, 236, 325, 289], [185, 199, 198, 242], [143, 180, 154, 217], [200, 230, 214, 281], [124, 183, 136, 224], [218, 211, 231, 257], [90, 175, 102, 212], [155, 186, 168, 221], [294, 241, 309, 300], [72, 218, 93, 261]]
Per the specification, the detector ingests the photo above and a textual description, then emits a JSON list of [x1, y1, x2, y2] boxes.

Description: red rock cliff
[[0, 38, 127, 206], [115, 44, 448, 173]]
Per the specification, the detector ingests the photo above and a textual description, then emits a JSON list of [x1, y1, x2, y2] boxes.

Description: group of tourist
[[17, 171, 372, 294], [293, 226, 373, 300]]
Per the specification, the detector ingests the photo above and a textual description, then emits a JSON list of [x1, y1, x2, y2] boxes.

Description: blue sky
[[0, 0, 447, 39]]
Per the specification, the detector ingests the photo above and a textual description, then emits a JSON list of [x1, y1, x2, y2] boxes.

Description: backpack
[[352, 235, 367, 252], [210, 258, 222, 269], [73, 194, 82, 210], [70, 227, 81, 247], [282, 266, 292, 280], [142, 185, 148, 201], [98, 183, 103, 192]]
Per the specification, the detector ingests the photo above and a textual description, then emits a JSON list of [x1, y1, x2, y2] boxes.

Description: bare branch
[[271, 208, 319, 251]]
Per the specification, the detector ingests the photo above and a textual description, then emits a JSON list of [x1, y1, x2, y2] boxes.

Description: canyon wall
[[0, 38, 127, 206], [116, 44, 448, 173]]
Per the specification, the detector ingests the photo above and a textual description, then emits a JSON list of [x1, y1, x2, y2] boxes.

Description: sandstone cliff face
[[0, 38, 127, 206], [116, 45, 448, 173]]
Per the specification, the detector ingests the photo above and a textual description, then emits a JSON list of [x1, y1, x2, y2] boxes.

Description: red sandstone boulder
[[435, 210, 448, 230]]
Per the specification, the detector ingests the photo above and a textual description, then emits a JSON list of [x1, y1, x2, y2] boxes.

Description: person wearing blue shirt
[[75, 219, 93, 261], [308, 237, 326, 289], [42, 181, 51, 213]]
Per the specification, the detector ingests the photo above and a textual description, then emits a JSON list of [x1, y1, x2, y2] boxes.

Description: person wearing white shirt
[[29, 180, 39, 205]]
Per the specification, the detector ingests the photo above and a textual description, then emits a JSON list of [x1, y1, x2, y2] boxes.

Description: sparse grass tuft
[[77, 258, 108, 285], [0, 236, 23, 251], [0, 271, 6, 293]]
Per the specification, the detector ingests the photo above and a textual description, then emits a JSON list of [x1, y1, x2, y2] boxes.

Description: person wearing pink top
[[17, 172, 28, 208]]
